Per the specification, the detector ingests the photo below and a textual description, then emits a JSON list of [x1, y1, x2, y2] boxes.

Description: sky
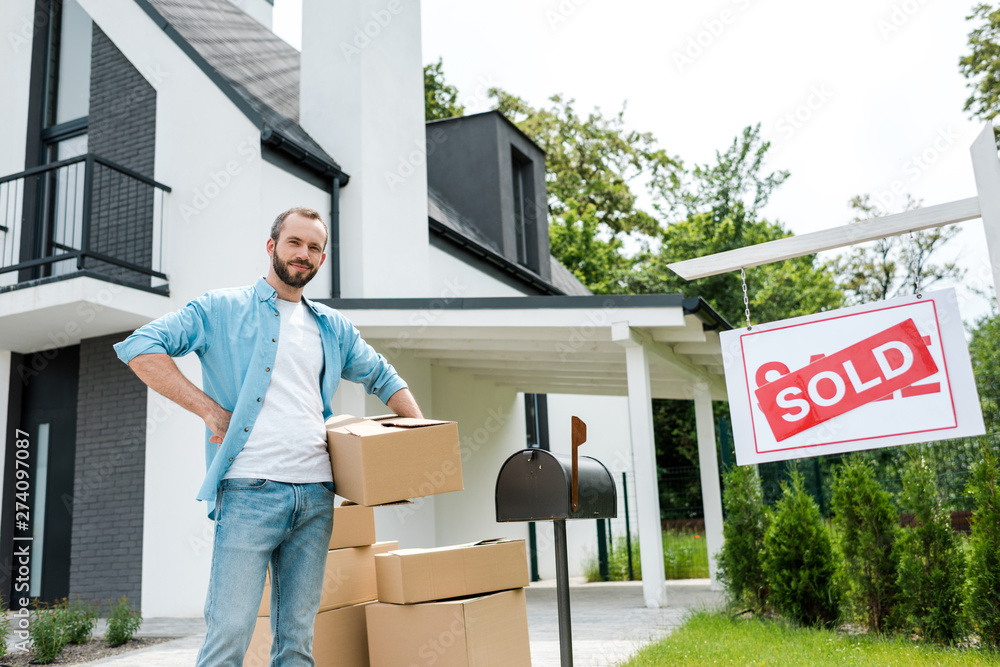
[[273, 0, 995, 323]]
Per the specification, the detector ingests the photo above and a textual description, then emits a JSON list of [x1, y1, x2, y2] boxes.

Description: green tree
[[969, 309, 1000, 378], [960, 3, 1000, 128], [490, 89, 681, 293], [718, 465, 770, 610], [831, 458, 900, 634], [835, 195, 963, 305], [895, 456, 967, 644], [761, 472, 840, 627], [966, 444, 1000, 649], [424, 58, 465, 121], [629, 125, 843, 325]]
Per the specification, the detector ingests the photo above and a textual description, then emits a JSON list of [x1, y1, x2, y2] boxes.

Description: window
[[510, 147, 537, 270], [43, 0, 92, 129]]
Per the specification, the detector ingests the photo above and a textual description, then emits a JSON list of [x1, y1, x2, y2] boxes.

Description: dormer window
[[511, 146, 538, 272]]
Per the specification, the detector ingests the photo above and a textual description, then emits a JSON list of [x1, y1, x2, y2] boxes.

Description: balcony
[[0, 153, 169, 294], [0, 155, 171, 353]]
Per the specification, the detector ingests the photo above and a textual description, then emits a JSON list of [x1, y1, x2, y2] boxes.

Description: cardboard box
[[330, 502, 376, 550], [326, 415, 463, 506], [258, 541, 398, 616], [244, 601, 372, 667], [375, 538, 529, 604], [366, 588, 531, 667]]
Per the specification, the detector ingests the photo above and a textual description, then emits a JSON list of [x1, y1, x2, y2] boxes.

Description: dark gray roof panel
[[141, 0, 339, 169], [549, 256, 592, 296]]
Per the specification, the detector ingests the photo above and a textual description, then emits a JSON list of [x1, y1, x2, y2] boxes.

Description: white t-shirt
[[223, 297, 333, 483]]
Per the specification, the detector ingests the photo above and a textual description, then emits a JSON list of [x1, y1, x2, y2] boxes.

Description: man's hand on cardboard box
[[386, 388, 423, 419]]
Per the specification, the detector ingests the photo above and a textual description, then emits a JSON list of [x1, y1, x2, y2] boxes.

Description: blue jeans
[[195, 479, 335, 667]]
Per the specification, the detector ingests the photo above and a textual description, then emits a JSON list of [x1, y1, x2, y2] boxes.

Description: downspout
[[331, 178, 341, 299]]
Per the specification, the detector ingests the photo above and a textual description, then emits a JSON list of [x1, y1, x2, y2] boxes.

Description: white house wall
[[75, 0, 297, 616], [430, 366, 530, 551], [362, 348, 439, 548], [140, 354, 215, 617], [300, 0, 430, 299], [541, 394, 632, 579], [427, 245, 526, 299]]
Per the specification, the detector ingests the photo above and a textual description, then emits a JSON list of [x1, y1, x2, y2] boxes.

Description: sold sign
[[721, 290, 985, 466], [754, 318, 937, 441]]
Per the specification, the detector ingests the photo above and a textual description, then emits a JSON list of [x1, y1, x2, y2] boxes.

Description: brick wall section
[[69, 333, 147, 608], [87, 26, 157, 286]]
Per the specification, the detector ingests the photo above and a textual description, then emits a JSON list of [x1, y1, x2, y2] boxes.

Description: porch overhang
[[324, 293, 730, 608], [328, 294, 728, 401], [0, 273, 171, 353]]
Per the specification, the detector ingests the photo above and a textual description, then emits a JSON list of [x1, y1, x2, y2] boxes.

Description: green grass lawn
[[619, 610, 1000, 666]]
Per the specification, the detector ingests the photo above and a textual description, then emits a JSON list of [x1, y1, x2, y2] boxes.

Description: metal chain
[[908, 231, 922, 299], [740, 267, 752, 330]]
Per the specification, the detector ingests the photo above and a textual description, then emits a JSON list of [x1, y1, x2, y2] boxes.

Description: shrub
[[831, 457, 900, 633], [718, 464, 770, 610], [29, 601, 66, 664], [104, 596, 142, 647], [895, 456, 966, 644], [761, 471, 839, 627], [60, 596, 98, 645], [966, 445, 1000, 649], [0, 597, 8, 658]]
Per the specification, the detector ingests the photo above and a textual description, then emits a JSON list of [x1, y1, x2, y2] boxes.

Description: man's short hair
[[270, 207, 328, 246]]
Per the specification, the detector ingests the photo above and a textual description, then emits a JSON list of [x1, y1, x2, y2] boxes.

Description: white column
[[299, 0, 429, 299], [694, 381, 724, 591], [621, 335, 667, 608], [970, 122, 1000, 303]]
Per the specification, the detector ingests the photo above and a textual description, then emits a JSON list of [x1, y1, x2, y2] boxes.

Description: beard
[[272, 249, 319, 288]]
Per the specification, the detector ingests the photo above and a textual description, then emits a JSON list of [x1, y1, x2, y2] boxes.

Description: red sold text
[[754, 319, 937, 441]]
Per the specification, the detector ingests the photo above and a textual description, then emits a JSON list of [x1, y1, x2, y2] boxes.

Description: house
[[0, 0, 728, 615]]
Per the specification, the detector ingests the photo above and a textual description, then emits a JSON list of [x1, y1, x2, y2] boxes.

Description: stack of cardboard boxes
[[242, 415, 532, 666], [368, 538, 532, 666]]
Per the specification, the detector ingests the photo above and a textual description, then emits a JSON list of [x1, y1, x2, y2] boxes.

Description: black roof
[[135, 0, 346, 182]]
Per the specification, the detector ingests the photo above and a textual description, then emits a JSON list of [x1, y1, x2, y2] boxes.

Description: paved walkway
[[71, 579, 722, 666]]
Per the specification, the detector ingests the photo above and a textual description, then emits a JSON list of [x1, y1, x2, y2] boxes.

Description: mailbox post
[[496, 417, 618, 667]]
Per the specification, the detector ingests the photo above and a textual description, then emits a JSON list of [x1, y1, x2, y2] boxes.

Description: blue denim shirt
[[113, 277, 407, 518]]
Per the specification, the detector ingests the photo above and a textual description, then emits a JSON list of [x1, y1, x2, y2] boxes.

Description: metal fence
[[0, 153, 169, 291]]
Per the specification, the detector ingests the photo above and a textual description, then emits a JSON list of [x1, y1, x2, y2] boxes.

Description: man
[[114, 206, 421, 666]]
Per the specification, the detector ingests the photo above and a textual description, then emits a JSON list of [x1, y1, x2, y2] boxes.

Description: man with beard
[[114, 206, 422, 666]]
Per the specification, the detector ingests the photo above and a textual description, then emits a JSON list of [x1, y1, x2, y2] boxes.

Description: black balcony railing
[[0, 153, 170, 292]]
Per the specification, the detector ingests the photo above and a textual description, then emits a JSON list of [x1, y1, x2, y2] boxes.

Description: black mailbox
[[493, 417, 617, 667], [495, 449, 617, 521]]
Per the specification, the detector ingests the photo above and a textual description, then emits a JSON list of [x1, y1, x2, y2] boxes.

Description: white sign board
[[720, 289, 985, 465]]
